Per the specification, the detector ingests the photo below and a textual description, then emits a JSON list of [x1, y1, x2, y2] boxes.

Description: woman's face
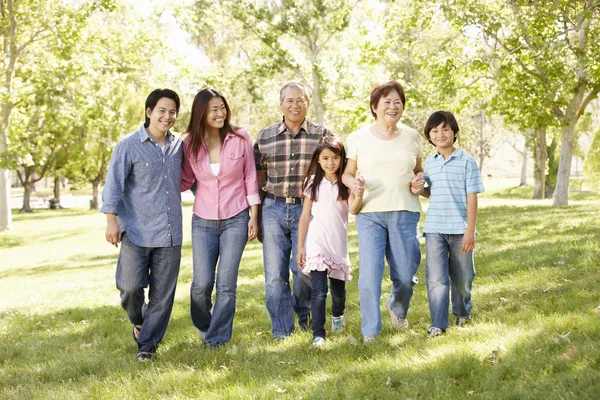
[[372, 90, 404, 126], [204, 97, 227, 130]]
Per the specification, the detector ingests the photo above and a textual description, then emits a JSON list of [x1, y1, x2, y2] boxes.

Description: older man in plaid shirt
[[254, 82, 331, 339]]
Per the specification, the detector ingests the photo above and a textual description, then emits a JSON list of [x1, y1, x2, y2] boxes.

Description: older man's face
[[280, 86, 308, 125]]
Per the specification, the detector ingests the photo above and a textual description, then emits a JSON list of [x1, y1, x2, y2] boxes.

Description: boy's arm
[[296, 197, 313, 268], [462, 192, 478, 252]]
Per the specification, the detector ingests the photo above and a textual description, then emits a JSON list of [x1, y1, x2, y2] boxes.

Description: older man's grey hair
[[279, 82, 311, 103]]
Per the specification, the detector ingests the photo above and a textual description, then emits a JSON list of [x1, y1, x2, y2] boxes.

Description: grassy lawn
[[1, 180, 599, 399]]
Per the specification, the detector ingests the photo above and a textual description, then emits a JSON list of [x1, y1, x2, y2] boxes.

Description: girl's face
[[318, 147, 341, 180], [373, 89, 403, 126], [204, 97, 227, 130]]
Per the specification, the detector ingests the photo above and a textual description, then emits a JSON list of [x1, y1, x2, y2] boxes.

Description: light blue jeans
[[190, 210, 249, 345], [425, 232, 475, 330], [116, 232, 181, 354], [356, 211, 421, 338], [261, 197, 311, 337]]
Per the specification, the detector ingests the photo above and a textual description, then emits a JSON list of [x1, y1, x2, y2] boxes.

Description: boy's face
[[429, 122, 455, 150], [146, 97, 178, 136]]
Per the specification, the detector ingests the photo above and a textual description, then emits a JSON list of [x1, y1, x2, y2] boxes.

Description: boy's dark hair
[[423, 111, 460, 146], [302, 136, 349, 202], [370, 80, 406, 119], [144, 89, 181, 128]]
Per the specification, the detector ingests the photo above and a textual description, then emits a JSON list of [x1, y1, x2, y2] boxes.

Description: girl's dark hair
[[302, 136, 349, 202], [144, 88, 180, 128], [185, 88, 242, 158], [424, 111, 460, 146]]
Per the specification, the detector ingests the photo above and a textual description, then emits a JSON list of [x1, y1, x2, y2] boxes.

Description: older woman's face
[[372, 90, 404, 125]]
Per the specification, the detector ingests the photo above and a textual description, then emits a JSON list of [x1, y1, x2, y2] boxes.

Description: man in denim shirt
[[101, 89, 183, 362]]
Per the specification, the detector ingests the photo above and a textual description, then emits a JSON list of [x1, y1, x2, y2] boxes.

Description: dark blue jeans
[[116, 233, 181, 354], [261, 197, 311, 337], [190, 210, 249, 345], [311, 271, 346, 339]]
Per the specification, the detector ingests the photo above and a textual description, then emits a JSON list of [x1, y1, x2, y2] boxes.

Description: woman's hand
[[410, 172, 425, 194], [247, 218, 258, 241]]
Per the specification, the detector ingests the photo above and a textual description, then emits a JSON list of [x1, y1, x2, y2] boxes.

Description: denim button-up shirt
[[101, 124, 183, 247]]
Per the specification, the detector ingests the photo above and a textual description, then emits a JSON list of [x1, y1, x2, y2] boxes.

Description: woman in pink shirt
[[181, 88, 260, 348]]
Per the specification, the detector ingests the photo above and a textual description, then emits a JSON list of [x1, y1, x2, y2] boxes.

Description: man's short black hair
[[144, 89, 180, 128]]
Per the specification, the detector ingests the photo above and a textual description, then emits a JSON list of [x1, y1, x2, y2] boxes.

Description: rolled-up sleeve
[[242, 130, 261, 206], [181, 140, 196, 192], [100, 141, 130, 215]]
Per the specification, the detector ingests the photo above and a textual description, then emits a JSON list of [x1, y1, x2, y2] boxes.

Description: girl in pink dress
[[297, 136, 363, 347]]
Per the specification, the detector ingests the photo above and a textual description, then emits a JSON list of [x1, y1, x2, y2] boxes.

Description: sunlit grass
[[1, 183, 599, 399]]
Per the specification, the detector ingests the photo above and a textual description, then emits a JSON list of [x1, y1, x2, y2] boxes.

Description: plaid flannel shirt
[[254, 118, 331, 198]]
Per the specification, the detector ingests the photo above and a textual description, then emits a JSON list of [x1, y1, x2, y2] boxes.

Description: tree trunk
[[553, 121, 576, 206], [52, 176, 62, 209], [533, 126, 547, 199], [0, 169, 11, 230], [519, 141, 527, 186], [310, 42, 325, 125], [90, 177, 100, 210], [20, 182, 34, 213]]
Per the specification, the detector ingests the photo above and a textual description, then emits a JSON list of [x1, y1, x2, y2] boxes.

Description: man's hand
[[105, 214, 121, 248]]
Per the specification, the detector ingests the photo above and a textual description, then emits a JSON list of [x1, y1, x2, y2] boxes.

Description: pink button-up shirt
[[181, 129, 260, 220]]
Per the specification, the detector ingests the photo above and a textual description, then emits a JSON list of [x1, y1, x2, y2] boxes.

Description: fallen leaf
[[386, 376, 398, 387], [449, 378, 457, 384], [500, 297, 509, 303], [467, 391, 475, 396], [543, 287, 550, 293], [228, 360, 236, 367], [79, 343, 92, 349], [65, 345, 73, 352], [554, 332, 571, 344], [276, 388, 286, 393], [14, 371, 22, 377], [559, 347, 578, 361]]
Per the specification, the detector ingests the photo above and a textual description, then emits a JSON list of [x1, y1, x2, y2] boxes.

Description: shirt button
[[168, 233, 171, 236], [166, 191, 169, 194], [145, 163, 148, 166]]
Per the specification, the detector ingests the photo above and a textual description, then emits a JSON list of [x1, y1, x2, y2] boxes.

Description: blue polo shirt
[[423, 148, 484, 234]]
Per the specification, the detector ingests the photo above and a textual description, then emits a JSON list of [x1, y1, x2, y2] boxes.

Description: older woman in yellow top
[[342, 80, 424, 343]]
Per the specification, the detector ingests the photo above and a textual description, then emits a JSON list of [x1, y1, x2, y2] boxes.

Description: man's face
[[280, 86, 309, 125], [146, 97, 177, 136]]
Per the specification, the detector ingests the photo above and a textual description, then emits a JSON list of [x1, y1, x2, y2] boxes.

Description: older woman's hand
[[410, 173, 425, 195]]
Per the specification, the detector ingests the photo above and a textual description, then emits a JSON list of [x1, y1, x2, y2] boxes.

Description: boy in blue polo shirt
[[411, 111, 484, 336]]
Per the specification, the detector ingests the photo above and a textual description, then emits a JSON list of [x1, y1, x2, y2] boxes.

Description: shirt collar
[[277, 117, 308, 135], [434, 148, 462, 160], [137, 124, 175, 143]]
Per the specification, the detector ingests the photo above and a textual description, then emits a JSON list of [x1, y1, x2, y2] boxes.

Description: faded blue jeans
[[261, 197, 311, 337], [425, 232, 475, 330], [190, 210, 249, 345], [355, 211, 421, 338], [116, 232, 181, 354]]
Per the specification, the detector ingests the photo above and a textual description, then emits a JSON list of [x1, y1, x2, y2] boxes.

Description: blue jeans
[[116, 233, 181, 354], [190, 210, 249, 345], [425, 233, 475, 330], [355, 211, 421, 338], [261, 197, 311, 337], [311, 271, 346, 339]]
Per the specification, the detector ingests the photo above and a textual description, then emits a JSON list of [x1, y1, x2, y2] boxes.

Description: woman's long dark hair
[[185, 88, 242, 158], [302, 136, 349, 202]]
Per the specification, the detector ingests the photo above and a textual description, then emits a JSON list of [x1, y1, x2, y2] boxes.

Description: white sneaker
[[198, 330, 207, 342], [312, 336, 326, 347], [331, 315, 345, 333], [428, 327, 443, 336], [386, 302, 408, 330], [363, 336, 375, 344], [456, 317, 469, 326]]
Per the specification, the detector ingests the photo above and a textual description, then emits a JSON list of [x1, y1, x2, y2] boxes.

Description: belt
[[265, 192, 303, 205]]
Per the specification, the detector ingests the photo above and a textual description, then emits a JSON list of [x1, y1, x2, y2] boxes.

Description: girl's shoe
[[331, 315, 345, 333], [312, 336, 326, 347]]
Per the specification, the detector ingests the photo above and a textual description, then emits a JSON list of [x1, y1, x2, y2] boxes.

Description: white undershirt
[[210, 163, 220, 177]]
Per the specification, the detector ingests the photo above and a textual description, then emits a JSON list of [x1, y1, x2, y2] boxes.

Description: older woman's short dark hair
[[370, 81, 406, 119], [423, 111, 460, 146]]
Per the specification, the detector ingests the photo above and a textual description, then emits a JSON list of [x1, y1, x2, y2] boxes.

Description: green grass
[[1, 182, 599, 399]]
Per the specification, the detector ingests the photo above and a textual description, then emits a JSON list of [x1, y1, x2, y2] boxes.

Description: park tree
[[436, 0, 600, 206]]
